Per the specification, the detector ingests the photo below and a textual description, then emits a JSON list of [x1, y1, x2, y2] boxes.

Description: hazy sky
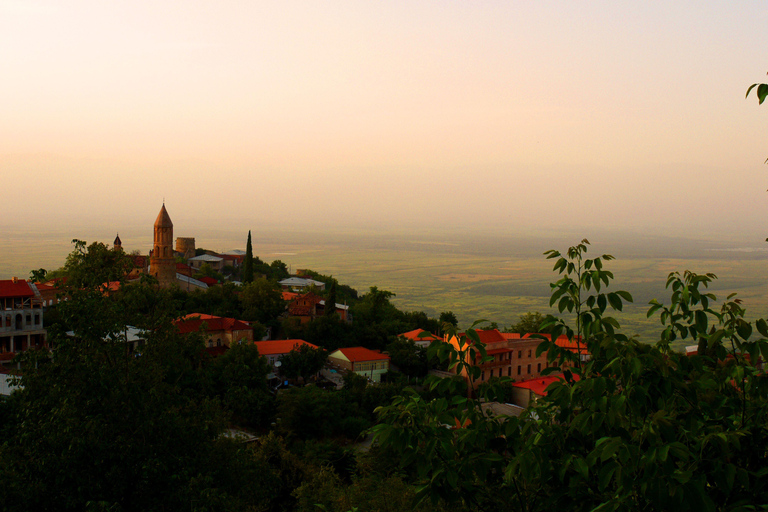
[[3, 1, 768, 237]]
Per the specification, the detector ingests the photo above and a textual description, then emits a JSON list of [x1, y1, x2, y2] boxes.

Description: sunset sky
[[3, 1, 768, 238]]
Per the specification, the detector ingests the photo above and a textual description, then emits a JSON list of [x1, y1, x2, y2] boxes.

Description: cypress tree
[[243, 230, 254, 283], [325, 280, 337, 317]]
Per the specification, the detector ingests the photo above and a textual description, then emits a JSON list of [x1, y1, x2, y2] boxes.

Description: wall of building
[[176, 237, 196, 260]]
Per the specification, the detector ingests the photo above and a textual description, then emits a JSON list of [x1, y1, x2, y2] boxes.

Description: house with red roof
[[523, 333, 588, 362], [399, 328, 441, 348], [327, 346, 390, 383], [285, 292, 350, 325], [255, 339, 319, 377], [446, 329, 553, 390], [0, 278, 47, 366], [509, 374, 581, 408], [174, 313, 253, 351]]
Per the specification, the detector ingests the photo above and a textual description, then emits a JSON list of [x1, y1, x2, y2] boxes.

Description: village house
[[187, 254, 225, 272], [446, 329, 554, 389], [278, 276, 326, 292], [174, 313, 253, 350], [255, 339, 319, 378], [398, 328, 441, 348], [327, 346, 390, 383], [285, 291, 350, 325], [0, 278, 47, 366], [509, 374, 581, 408]]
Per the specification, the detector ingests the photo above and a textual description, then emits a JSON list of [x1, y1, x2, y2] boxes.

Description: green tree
[[243, 230, 254, 283], [325, 280, 338, 318], [439, 311, 458, 328], [373, 240, 768, 511], [278, 343, 328, 383], [0, 241, 273, 511], [506, 311, 549, 334], [209, 342, 275, 427], [240, 277, 285, 327], [28, 268, 47, 282], [386, 338, 428, 378]]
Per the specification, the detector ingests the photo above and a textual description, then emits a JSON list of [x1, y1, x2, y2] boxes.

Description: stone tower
[[113, 233, 122, 252], [175, 237, 196, 260], [150, 204, 176, 287]]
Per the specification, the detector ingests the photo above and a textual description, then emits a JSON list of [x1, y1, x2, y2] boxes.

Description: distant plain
[[3, 224, 768, 351]]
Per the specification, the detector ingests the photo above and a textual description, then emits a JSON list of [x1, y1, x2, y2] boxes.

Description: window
[[518, 350, 522, 358], [481, 370, 485, 381], [537, 363, 541, 372], [489, 369, 494, 378], [527, 364, 531, 374], [517, 366, 521, 375], [508, 367, 511, 377], [528, 349, 532, 358]]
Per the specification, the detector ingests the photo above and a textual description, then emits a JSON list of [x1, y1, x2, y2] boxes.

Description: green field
[[3, 225, 768, 350]]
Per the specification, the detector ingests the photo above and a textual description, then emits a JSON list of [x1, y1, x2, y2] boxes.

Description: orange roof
[[175, 313, 251, 334], [459, 329, 506, 344], [335, 346, 390, 362], [154, 204, 173, 228], [101, 281, 121, 292], [500, 332, 521, 340], [255, 339, 318, 356], [281, 291, 299, 301], [399, 329, 441, 342], [522, 333, 588, 354], [0, 279, 34, 298], [511, 374, 580, 396]]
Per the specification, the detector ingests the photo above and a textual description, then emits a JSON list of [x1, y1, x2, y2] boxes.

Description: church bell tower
[[150, 204, 176, 287]]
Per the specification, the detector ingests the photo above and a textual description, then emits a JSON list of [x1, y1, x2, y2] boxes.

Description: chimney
[[12, 277, 17, 283]]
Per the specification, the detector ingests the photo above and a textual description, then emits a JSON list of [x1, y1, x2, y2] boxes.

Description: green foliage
[[239, 277, 286, 327], [276, 385, 370, 440], [28, 267, 47, 282], [193, 262, 225, 283], [386, 337, 428, 378], [325, 280, 338, 317], [278, 343, 328, 382], [506, 311, 549, 334], [746, 78, 768, 105], [243, 230, 254, 283], [374, 240, 768, 511], [439, 311, 458, 330]]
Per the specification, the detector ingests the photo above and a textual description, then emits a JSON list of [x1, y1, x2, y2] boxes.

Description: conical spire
[[154, 203, 173, 228], [113, 233, 122, 246]]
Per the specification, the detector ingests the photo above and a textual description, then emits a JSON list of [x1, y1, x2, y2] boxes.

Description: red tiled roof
[[399, 329, 441, 342], [198, 277, 218, 286], [0, 279, 34, 299], [523, 333, 587, 354], [335, 347, 390, 363], [500, 332, 521, 340], [255, 339, 318, 356], [175, 313, 251, 334], [511, 374, 580, 396], [459, 329, 506, 344], [282, 291, 299, 301], [288, 305, 313, 316]]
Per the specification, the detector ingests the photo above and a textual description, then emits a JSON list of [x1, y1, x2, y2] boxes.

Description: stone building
[[176, 237, 196, 260], [150, 204, 176, 288], [0, 278, 47, 366]]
